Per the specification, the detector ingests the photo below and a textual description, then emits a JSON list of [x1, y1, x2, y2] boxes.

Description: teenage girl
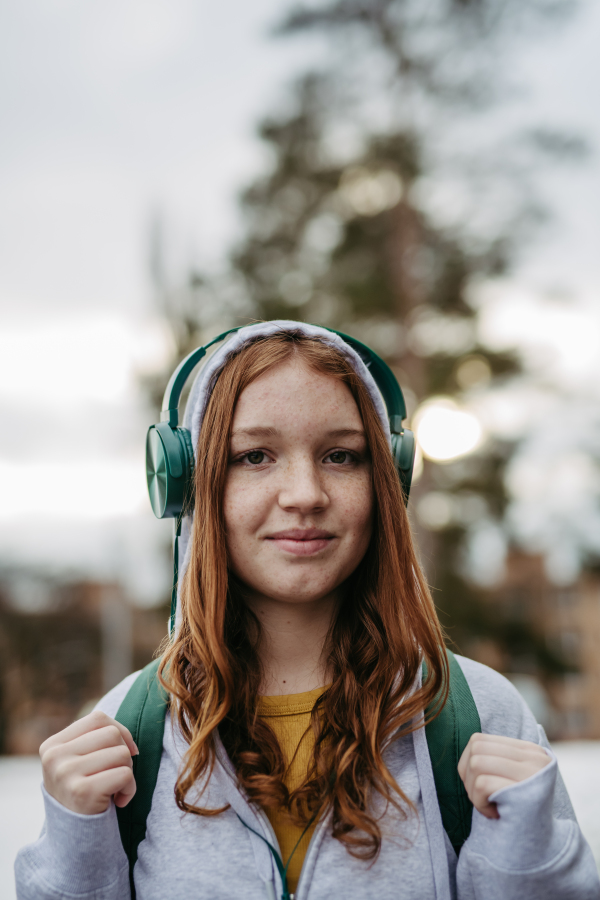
[[16, 322, 599, 899]]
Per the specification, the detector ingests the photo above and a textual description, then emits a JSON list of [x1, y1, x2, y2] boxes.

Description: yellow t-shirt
[[257, 685, 326, 894]]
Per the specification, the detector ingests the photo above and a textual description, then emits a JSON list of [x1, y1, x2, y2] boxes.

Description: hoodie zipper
[[236, 812, 317, 900]]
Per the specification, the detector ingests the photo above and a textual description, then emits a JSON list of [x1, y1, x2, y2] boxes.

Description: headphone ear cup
[[146, 423, 194, 519], [390, 428, 416, 505], [175, 426, 195, 514]]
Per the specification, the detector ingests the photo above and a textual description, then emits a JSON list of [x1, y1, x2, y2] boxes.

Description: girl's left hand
[[458, 732, 551, 820]]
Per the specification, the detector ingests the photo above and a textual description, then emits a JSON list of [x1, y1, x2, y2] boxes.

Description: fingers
[[89, 767, 136, 806], [467, 752, 547, 784], [114, 775, 137, 808], [461, 760, 517, 810], [457, 732, 551, 819], [70, 745, 134, 779], [42, 725, 137, 781], [40, 712, 139, 816], [458, 733, 548, 779], [470, 774, 514, 818], [40, 711, 138, 758], [71, 767, 137, 815], [67, 724, 138, 760]]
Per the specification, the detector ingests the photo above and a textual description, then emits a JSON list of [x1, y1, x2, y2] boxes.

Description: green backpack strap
[[424, 649, 481, 856], [115, 658, 169, 897]]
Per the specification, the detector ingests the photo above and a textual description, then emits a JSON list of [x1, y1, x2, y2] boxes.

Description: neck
[[245, 591, 339, 696]]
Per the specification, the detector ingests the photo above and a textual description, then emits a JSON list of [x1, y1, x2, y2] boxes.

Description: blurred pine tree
[[227, 0, 582, 673], [147, 0, 584, 676]]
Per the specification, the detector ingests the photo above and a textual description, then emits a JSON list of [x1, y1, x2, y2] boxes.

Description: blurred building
[[469, 552, 600, 740], [1, 553, 599, 752], [0, 572, 168, 754]]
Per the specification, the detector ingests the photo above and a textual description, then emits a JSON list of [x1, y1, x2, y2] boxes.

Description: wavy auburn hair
[[159, 331, 448, 859]]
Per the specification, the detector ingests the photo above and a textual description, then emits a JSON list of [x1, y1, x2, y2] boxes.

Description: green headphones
[[145, 325, 415, 631]]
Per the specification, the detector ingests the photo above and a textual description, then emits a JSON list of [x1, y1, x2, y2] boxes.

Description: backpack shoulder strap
[[115, 657, 169, 896], [424, 649, 481, 856]]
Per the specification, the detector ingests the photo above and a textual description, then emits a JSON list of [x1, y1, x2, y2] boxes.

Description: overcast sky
[[0, 0, 598, 322], [0, 0, 599, 599], [0, 0, 322, 319]]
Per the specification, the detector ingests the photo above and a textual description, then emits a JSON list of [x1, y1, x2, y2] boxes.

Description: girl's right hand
[[40, 710, 138, 816]]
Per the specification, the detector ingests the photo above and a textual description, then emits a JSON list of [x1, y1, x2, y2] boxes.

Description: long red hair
[[160, 331, 447, 859]]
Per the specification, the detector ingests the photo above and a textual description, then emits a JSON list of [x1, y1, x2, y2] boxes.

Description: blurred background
[[1, 0, 600, 890]]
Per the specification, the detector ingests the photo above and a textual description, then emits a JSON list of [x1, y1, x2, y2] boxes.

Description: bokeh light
[[413, 397, 484, 462]]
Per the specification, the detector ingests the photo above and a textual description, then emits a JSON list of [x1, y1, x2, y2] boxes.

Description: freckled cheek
[[353, 503, 374, 552], [335, 478, 374, 535], [223, 476, 273, 543]]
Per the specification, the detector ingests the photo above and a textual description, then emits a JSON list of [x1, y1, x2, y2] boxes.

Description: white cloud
[[475, 281, 600, 392], [0, 313, 173, 408], [0, 458, 148, 520], [505, 401, 600, 583]]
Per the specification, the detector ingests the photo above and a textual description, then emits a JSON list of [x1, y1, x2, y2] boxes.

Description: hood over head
[[175, 320, 391, 630]]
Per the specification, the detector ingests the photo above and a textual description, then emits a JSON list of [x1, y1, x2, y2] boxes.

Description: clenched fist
[[40, 710, 138, 816], [458, 732, 551, 820]]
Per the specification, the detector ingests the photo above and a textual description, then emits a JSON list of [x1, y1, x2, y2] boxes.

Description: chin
[[261, 579, 341, 606], [275, 592, 331, 605]]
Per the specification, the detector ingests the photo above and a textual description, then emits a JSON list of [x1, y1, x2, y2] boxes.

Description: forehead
[[232, 358, 363, 429]]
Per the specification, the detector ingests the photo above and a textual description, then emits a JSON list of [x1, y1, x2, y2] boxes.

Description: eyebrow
[[231, 427, 366, 440], [231, 426, 280, 439], [325, 428, 366, 440]]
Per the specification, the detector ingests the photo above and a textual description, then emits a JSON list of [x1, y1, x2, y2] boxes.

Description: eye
[[326, 450, 352, 464], [245, 450, 266, 465]]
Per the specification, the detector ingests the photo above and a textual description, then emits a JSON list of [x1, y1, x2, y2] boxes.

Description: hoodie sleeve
[[454, 656, 600, 900], [14, 672, 139, 900]]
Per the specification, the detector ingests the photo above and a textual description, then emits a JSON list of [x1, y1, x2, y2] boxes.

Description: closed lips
[[266, 529, 335, 556], [268, 529, 334, 541]]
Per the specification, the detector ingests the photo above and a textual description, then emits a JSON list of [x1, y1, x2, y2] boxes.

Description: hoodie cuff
[[466, 751, 572, 871], [34, 786, 128, 892]]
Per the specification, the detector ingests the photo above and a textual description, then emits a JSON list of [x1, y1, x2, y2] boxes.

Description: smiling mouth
[[266, 529, 335, 557]]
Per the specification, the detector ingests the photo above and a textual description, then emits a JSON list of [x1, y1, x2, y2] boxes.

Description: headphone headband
[[323, 329, 406, 431], [160, 326, 244, 427], [159, 324, 407, 432]]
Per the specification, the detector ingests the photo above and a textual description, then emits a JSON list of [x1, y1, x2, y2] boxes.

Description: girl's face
[[224, 358, 374, 608]]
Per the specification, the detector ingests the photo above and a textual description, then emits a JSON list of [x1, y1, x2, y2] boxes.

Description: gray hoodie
[[14, 656, 600, 899], [14, 322, 600, 899]]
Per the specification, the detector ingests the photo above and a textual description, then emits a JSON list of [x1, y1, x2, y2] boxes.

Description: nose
[[277, 454, 329, 514]]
